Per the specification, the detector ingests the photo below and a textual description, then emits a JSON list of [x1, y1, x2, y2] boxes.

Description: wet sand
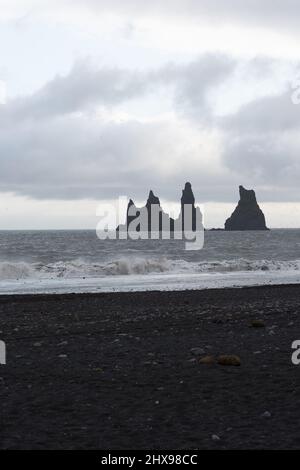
[[1, 284, 300, 449]]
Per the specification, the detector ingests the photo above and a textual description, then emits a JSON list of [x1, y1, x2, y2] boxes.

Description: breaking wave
[[1, 257, 300, 281], [0, 261, 36, 280]]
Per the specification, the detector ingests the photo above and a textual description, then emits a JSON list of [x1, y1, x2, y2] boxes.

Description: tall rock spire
[[180, 182, 197, 231]]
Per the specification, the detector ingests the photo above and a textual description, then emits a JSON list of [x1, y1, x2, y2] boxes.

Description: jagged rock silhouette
[[118, 182, 203, 236], [225, 186, 269, 231]]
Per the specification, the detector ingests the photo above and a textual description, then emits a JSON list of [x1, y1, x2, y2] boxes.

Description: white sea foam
[[1, 257, 300, 281], [1, 228, 300, 293], [0, 261, 35, 280]]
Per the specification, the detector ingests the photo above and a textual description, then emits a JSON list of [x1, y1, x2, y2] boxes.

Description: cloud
[[74, 0, 300, 36], [1, 52, 300, 204], [0, 54, 238, 202], [222, 90, 300, 133], [218, 82, 300, 198], [0, 54, 236, 126], [0, 61, 149, 123], [172, 55, 235, 122], [0, 113, 233, 201], [0, 81, 6, 104], [3, 0, 300, 37]]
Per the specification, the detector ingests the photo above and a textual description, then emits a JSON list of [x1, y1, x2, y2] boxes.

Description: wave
[[1, 257, 300, 281], [193, 259, 300, 273], [0, 257, 171, 280], [0, 261, 36, 280]]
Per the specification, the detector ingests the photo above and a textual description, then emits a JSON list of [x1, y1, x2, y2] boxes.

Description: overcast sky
[[1, 0, 300, 228]]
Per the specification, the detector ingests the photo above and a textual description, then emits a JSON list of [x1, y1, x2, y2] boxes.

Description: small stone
[[58, 354, 67, 358], [199, 356, 215, 365], [190, 348, 205, 356], [251, 320, 265, 328], [33, 342, 42, 347], [212, 434, 221, 442], [218, 355, 241, 366], [261, 411, 271, 418]]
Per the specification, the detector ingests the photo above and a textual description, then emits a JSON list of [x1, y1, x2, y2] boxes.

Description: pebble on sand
[[212, 434, 221, 442], [251, 320, 265, 328], [199, 356, 215, 365], [190, 348, 205, 356], [217, 355, 241, 366]]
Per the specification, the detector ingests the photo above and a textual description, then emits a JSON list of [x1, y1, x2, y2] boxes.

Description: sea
[[1, 229, 300, 295]]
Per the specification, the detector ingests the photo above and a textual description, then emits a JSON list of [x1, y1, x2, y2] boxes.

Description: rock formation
[[126, 199, 137, 229], [145, 190, 167, 232], [180, 182, 197, 231], [118, 182, 203, 236], [118, 190, 172, 234], [225, 186, 269, 231]]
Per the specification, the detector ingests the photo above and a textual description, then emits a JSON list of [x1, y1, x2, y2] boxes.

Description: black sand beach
[[1, 284, 300, 450]]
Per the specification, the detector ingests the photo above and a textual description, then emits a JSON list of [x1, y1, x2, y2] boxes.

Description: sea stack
[[180, 182, 197, 231], [145, 190, 164, 231], [126, 199, 137, 229], [225, 186, 269, 231], [118, 182, 202, 235], [120, 189, 172, 233]]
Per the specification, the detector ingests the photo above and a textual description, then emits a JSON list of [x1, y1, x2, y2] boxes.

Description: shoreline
[[1, 283, 300, 449], [1, 281, 300, 300], [1, 268, 300, 296]]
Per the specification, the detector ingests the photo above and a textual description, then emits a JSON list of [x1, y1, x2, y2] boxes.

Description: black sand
[[1, 284, 300, 449]]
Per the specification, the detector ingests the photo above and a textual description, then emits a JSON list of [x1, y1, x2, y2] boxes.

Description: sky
[[1, 0, 300, 228]]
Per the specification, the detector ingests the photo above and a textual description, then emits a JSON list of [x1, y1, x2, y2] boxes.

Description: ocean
[[1, 229, 300, 294]]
